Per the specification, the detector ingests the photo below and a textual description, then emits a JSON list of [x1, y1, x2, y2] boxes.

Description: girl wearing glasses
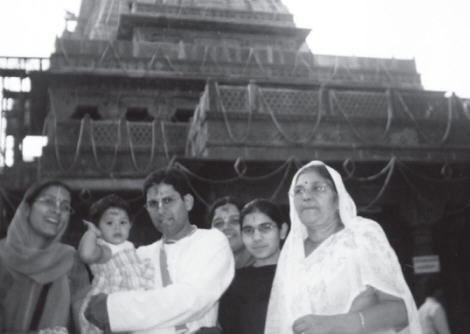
[[0, 179, 90, 334], [219, 199, 288, 334], [78, 194, 154, 334]]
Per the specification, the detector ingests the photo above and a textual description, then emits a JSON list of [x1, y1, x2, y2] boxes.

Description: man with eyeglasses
[[85, 167, 235, 334]]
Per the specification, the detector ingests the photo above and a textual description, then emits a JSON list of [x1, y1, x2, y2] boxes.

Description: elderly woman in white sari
[[265, 161, 421, 334]]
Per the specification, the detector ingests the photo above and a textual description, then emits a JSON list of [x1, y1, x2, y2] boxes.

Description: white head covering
[[265, 160, 421, 334]]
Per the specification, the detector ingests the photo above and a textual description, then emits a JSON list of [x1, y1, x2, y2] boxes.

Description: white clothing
[[419, 297, 451, 334], [102, 239, 134, 254], [265, 160, 422, 334], [80, 240, 154, 334], [107, 228, 235, 334]]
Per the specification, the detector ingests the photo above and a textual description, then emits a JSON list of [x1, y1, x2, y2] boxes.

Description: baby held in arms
[[78, 194, 154, 334]]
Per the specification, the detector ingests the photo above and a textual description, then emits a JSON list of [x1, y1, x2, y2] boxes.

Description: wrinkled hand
[[83, 219, 102, 237], [292, 314, 336, 334], [85, 293, 110, 331]]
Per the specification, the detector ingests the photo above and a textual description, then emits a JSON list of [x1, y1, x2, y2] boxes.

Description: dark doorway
[[72, 105, 101, 120], [125, 107, 153, 122], [171, 108, 194, 123]]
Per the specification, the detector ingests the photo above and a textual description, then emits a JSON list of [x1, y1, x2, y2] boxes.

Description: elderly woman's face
[[293, 169, 338, 229], [29, 185, 72, 240]]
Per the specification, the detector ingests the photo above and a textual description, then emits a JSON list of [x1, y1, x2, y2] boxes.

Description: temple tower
[[1, 2, 470, 331]]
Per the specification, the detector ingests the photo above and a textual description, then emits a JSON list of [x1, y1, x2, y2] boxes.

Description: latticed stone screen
[[330, 90, 388, 118], [259, 88, 320, 114], [395, 92, 449, 120], [92, 121, 120, 146], [51, 120, 188, 152], [128, 122, 155, 147], [218, 86, 250, 113], [216, 85, 322, 114]]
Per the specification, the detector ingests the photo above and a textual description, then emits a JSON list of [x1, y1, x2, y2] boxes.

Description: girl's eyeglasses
[[241, 222, 277, 236]]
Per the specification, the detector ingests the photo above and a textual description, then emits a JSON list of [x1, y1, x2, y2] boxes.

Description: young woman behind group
[[219, 199, 288, 334], [209, 196, 255, 269]]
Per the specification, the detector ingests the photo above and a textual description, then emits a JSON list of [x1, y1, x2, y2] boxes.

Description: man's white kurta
[[107, 228, 235, 333]]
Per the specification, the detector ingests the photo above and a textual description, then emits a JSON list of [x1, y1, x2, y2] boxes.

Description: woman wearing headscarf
[[0, 179, 90, 333], [265, 161, 421, 334]]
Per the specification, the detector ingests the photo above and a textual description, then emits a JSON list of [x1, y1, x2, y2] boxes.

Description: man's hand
[[85, 293, 110, 331]]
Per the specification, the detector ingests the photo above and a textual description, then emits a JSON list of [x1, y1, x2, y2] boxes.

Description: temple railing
[[131, 2, 295, 26], [187, 82, 470, 161], [37, 118, 188, 176], [52, 38, 417, 72], [207, 83, 460, 121], [50, 39, 421, 88], [44, 118, 187, 149]]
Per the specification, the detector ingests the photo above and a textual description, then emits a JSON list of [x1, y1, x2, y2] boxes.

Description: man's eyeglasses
[[241, 222, 277, 236], [36, 196, 74, 214], [145, 196, 178, 211]]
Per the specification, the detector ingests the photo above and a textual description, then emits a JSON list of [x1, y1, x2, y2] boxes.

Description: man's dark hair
[[207, 196, 243, 225], [143, 167, 191, 198], [89, 193, 130, 225]]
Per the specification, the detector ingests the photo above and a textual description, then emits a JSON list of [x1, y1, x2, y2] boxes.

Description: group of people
[[0, 160, 451, 334]]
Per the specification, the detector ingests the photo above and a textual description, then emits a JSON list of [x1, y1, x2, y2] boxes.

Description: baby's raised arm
[[78, 220, 111, 264]]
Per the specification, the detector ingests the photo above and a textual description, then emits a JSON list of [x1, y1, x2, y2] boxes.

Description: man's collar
[[163, 224, 197, 244]]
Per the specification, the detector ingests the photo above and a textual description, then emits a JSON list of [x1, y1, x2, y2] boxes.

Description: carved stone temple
[[1, 0, 470, 331]]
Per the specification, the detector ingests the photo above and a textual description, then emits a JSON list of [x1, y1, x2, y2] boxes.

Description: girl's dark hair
[[240, 198, 284, 229], [208, 196, 242, 224], [89, 194, 130, 225], [24, 179, 72, 206], [299, 164, 337, 193]]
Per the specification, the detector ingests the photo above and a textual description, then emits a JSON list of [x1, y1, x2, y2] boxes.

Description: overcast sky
[[0, 0, 469, 98]]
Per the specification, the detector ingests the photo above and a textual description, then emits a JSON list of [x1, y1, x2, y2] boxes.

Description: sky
[[0, 0, 469, 97]]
